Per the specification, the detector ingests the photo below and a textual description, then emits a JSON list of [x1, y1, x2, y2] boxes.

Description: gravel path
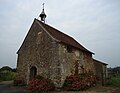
[[0, 81, 28, 93], [52, 86, 120, 93], [0, 81, 120, 93]]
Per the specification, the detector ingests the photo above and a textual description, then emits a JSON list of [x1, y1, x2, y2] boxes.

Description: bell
[[39, 3, 47, 22], [39, 10, 46, 21]]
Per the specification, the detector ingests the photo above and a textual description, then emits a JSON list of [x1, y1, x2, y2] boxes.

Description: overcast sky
[[0, 0, 120, 68]]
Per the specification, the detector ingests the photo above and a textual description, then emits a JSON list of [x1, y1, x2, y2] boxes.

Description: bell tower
[[39, 3, 47, 23]]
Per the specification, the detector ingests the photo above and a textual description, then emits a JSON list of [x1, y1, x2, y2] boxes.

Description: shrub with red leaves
[[63, 73, 97, 91], [28, 75, 55, 93]]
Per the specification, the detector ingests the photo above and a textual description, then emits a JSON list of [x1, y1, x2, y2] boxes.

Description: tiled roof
[[36, 19, 93, 54]]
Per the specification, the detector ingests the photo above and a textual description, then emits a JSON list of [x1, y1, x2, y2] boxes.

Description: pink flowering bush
[[28, 75, 55, 93], [63, 73, 97, 91]]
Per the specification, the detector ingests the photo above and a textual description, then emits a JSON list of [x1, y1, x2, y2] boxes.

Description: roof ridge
[[35, 18, 94, 54], [36, 19, 74, 39], [93, 59, 108, 65]]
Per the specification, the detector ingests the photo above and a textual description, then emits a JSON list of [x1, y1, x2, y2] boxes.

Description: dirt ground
[[0, 81, 120, 93], [0, 81, 28, 93], [53, 86, 120, 93]]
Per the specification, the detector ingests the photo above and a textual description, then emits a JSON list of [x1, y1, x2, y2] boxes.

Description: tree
[[0, 66, 12, 72], [113, 66, 120, 74]]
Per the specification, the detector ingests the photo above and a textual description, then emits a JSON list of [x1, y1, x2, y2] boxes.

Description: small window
[[67, 45, 72, 53], [30, 66, 37, 79]]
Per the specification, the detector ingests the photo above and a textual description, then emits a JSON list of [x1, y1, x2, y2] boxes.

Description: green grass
[[107, 75, 120, 87], [0, 71, 16, 81]]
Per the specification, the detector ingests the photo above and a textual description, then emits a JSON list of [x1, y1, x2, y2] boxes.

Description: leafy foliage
[[108, 66, 120, 75], [28, 75, 55, 93], [0, 66, 16, 81], [63, 73, 97, 91], [0, 72, 16, 81], [0, 66, 12, 72], [0, 66, 16, 72], [107, 74, 120, 87]]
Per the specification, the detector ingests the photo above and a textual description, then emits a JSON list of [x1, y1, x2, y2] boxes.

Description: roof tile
[[36, 19, 93, 54]]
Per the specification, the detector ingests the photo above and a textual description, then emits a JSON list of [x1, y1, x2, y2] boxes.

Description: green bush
[[0, 71, 16, 81], [107, 75, 120, 87]]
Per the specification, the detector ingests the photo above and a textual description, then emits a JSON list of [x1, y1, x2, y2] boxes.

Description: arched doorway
[[30, 66, 37, 79]]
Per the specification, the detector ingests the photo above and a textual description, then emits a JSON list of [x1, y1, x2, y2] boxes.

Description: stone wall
[[17, 20, 95, 88], [83, 52, 95, 73], [17, 21, 60, 85], [57, 44, 94, 87], [93, 60, 107, 85]]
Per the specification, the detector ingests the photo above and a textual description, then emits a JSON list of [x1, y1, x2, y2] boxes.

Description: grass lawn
[[107, 74, 120, 87]]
